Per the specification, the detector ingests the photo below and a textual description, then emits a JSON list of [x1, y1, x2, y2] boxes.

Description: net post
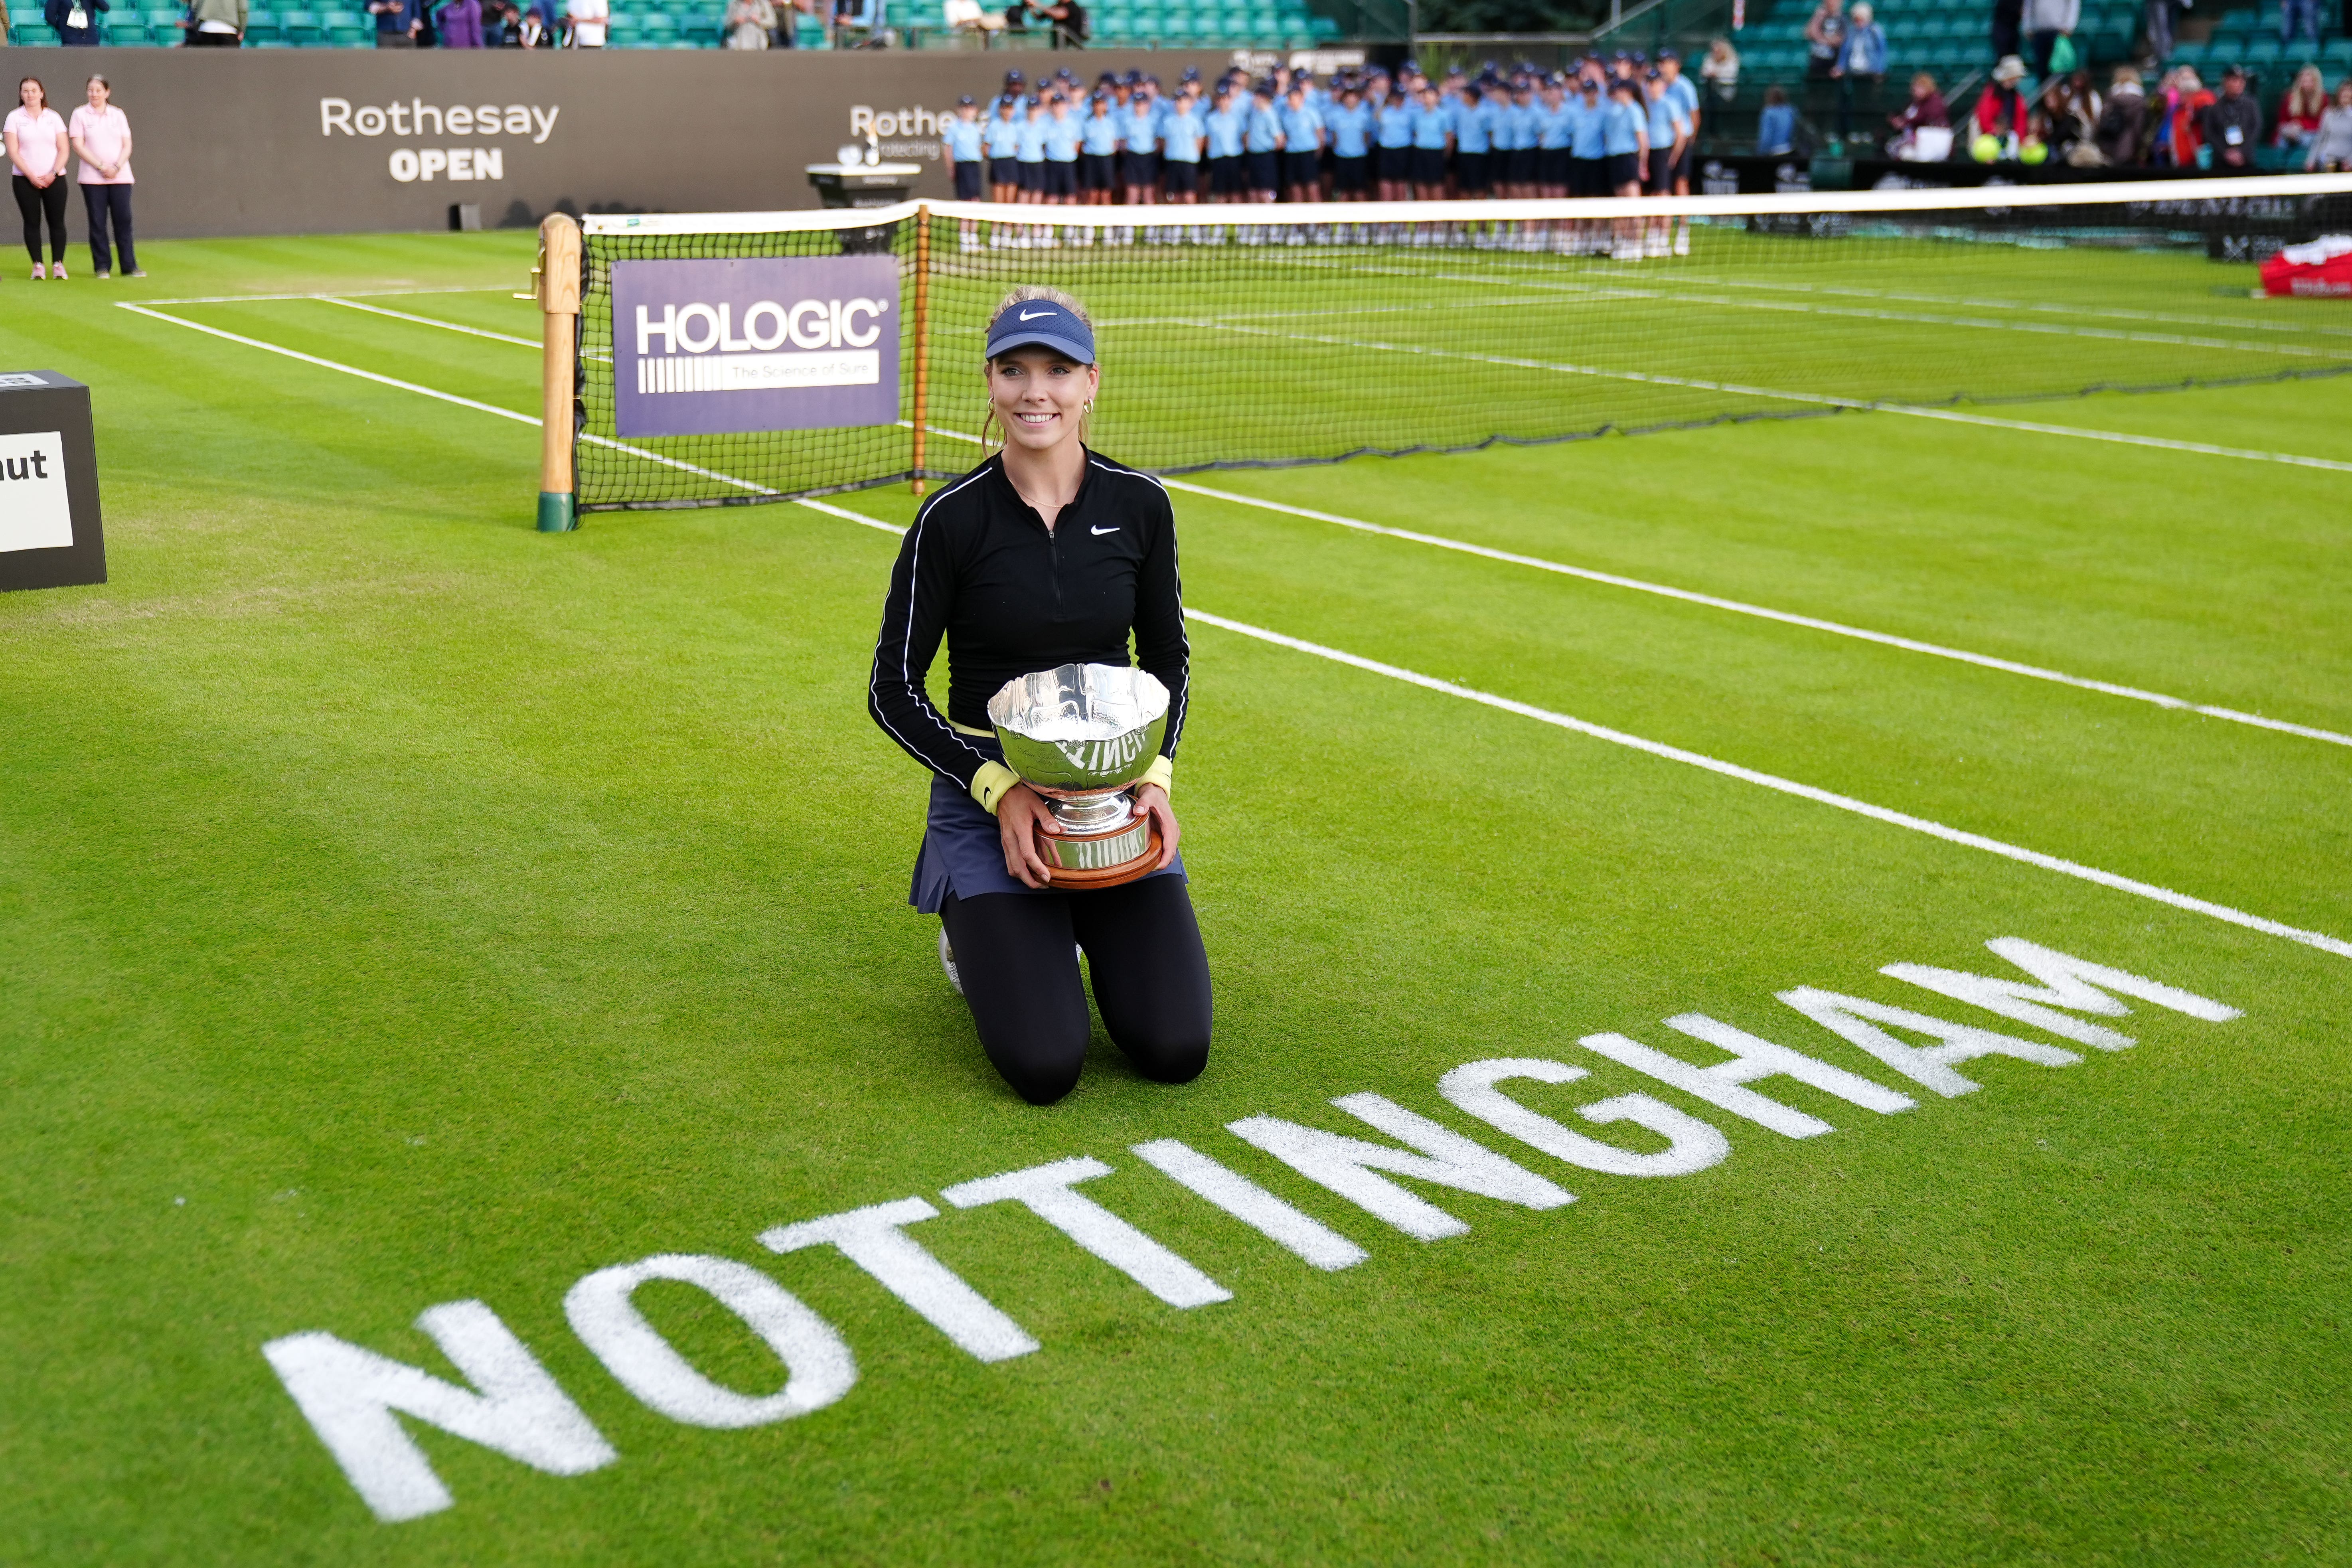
[[533, 213, 583, 534], [910, 204, 931, 500]]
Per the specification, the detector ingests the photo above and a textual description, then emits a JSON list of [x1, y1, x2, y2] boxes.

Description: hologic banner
[[611, 257, 901, 439]]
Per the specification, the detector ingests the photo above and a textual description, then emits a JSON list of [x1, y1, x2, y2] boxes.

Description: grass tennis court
[[4, 230, 2350, 1565]]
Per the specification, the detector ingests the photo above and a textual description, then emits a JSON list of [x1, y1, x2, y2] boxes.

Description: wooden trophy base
[[1044, 817, 1164, 890]]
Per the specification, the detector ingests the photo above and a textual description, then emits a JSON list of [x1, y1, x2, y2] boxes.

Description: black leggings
[[941, 875, 1212, 1106], [14, 175, 69, 265]]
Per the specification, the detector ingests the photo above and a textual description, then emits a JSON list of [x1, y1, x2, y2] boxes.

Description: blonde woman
[[6, 76, 69, 280], [867, 287, 1208, 1106]]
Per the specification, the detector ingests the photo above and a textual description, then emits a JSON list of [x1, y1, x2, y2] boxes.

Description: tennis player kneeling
[[868, 287, 1212, 1105]]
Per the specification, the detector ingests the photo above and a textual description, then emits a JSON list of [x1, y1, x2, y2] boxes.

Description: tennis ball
[[1971, 133, 2002, 162], [2019, 138, 2049, 164]]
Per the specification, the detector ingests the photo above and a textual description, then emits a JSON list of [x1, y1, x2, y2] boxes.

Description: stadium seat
[[278, 8, 323, 41], [640, 10, 676, 35]]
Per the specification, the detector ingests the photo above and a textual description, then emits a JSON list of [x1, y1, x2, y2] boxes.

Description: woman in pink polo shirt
[[5, 75, 71, 281], [70, 73, 138, 280]]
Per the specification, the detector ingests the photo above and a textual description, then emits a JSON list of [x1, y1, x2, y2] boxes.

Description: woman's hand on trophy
[[997, 782, 1062, 890], [1134, 783, 1180, 871]]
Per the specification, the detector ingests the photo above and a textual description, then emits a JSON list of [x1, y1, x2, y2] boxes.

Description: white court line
[[118, 303, 776, 499], [1163, 480, 2352, 749], [792, 489, 2352, 962], [319, 295, 542, 349], [1147, 314, 2352, 475], [138, 286, 519, 306], [1180, 608, 2352, 962], [107, 297, 2351, 961]]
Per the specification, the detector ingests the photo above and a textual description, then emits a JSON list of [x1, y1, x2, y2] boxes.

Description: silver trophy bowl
[[987, 663, 1169, 876]]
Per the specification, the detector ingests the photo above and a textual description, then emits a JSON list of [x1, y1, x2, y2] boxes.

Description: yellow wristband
[[970, 760, 1022, 816], [1138, 754, 1173, 799]]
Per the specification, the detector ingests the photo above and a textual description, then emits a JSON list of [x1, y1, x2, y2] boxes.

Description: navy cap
[[1658, 47, 1679, 60], [986, 298, 1096, 366], [958, 94, 974, 105]]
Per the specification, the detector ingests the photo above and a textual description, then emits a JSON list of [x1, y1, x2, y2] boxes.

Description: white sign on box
[[0, 431, 73, 554]]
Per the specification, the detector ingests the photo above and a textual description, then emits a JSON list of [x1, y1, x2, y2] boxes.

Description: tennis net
[[562, 175, 2352, 512]]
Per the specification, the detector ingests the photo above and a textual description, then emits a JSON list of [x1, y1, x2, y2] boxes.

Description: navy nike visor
[[983, 298, 1097, 365]]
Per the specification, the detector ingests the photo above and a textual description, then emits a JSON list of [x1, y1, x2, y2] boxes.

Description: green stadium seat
[[279, 8, 324, 41], [1307, 14, 1335, 38], [640, 11, 676, 34], [108, 19, 150, 38]]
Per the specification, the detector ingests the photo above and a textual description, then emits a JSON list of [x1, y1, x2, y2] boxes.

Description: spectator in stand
[[183, 0, 243, 38], [2279, 0, 2320, 52], [2094, 65, 2150, 163], [2309, 79, 2352, 170], [2277, 65, 2327, 151], [2155, 66, 2213, 165], [436, 0, 484, 46], [1804, 0, 1846, 81], [46, 0, 105, 46], [7, 77, 69, 280], [1991, 0, 2022, 63], [564, 0, 606, 45], [2048, 67, 2103, 161], [1756, 83, 1796, 154], [1973, 55, 2031, 150], [2202, 65, 2263, 168], [2141, 0, 2182, 67], [2022, 0, 2078, 77], [724, 0, 772, 46], [515, 0, 547, 41], [1701, 38, 1740, 103], [1833, 1, 1886, 143], [69, 73, 135, 278], [1886, 71, 1949, 155]]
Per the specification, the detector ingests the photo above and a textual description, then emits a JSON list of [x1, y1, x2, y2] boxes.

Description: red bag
[[2261, 234, 2352, 298]]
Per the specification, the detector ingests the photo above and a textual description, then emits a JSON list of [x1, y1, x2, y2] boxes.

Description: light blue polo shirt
[[1645, 93, 1688, 151], [1245, 100, 1283, 153], [1327, 100, 1372, 158], [1081, 107, 1122, 156], [1602, 95, 1645, 156], [1123, 98, 1160, 153], [1016, 111, 1049, 164], [1376, 100, 1415, 148], [1410, 100, 1451, 150], [1666, 73, 1699, 125], [984, 110, 1023, 159], [944, 115, 985, 163], [1568, 94, 1607, 158], [1278, 100, 1325, 152], [1043, 111, 1084, 162], [1205, 103, 1246, 158], [1456, 97, 1494, 155], [1536, 98, 1573, 149], [1161, 103, 1205, 161]]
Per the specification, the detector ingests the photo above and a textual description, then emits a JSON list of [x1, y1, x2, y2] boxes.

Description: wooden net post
[[910, 204, 931, 500], [533, 213, 583, 533]]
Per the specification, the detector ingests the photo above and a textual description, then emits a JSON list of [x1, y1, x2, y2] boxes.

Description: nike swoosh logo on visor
[[1090, 525, 1120, 535], [1019, 309, 1055, 320]]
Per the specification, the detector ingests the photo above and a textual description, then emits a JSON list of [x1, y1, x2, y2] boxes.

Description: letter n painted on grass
[[262, 1301, 615, 1523]]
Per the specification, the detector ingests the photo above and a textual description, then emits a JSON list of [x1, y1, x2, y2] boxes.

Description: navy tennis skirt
[[909, 732, 1184, 914]]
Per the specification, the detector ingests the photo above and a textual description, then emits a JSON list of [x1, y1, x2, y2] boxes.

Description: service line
[[1162, 479, 2352, 750], [318, 295, 543, 349]]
